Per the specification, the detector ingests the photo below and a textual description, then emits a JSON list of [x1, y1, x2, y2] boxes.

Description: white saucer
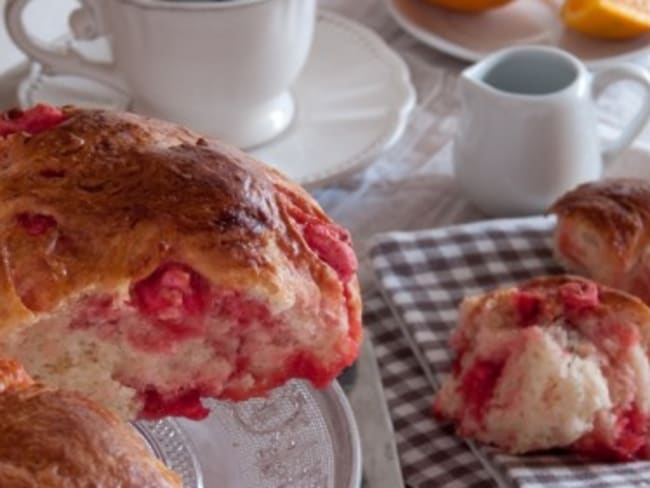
[[18, 11, 415, 189], [387, 0, 650, 68]]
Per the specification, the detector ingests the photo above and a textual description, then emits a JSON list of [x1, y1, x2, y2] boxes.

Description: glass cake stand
[[134, 380, 361, 487]]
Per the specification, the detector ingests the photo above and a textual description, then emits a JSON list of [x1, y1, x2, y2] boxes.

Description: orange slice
[[422, 0, 514, 13], [562, 0, 650, 40]]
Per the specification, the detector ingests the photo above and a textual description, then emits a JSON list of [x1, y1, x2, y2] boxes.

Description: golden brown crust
[[0, 384, 181, 487], [0, 108, 357, 332], [0, 357, 180, 487], [520, 274, 650, 319], [0, 358, 32, 392], [549, 178, 650, 264]]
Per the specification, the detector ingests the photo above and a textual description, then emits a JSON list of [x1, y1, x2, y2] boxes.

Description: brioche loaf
[[0, 104, 362, 420]]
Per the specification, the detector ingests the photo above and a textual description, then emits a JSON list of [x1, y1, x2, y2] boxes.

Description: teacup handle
[[4, 0, 126, 91], [591, 64, 650, 164]]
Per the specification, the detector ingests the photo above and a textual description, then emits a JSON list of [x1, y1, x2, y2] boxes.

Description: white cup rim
[[116, 0, 270, 10]]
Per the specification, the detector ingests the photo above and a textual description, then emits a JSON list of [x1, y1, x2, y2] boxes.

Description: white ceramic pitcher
[[453, 46, 650, 217]]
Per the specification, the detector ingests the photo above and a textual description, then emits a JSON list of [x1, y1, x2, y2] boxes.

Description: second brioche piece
[[0, 359, 181, 488], [434, 276, 650, 460], [550, 178, 650, 303]]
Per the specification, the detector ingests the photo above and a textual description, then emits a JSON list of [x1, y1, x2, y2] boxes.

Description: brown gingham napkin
[[366, 216, 650, 488]]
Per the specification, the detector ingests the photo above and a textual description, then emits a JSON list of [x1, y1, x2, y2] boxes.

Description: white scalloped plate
[[17, 10, 415, 189], [135, 380, 361, 488], [387, 0, 650, 69]]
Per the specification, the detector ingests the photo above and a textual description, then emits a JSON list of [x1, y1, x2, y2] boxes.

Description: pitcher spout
[[460, 45, 585, 102], [458, 67, 493, 106], [458, 49, 512, 102]]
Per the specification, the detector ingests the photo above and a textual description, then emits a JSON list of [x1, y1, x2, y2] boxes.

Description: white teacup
[[453, 46, 650, 217], [4, 0, 316, 148]]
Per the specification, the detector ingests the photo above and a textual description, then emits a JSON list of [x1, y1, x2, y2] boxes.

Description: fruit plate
[[134, 380, 361, 488], [386, 0, 650, 68]]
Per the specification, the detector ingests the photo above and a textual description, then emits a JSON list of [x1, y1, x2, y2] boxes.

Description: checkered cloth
[[366, 216, 650, 488]]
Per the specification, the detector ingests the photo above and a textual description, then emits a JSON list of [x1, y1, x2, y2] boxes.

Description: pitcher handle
[[591, 64, 650, 164], [4, 0, 126, 91]]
